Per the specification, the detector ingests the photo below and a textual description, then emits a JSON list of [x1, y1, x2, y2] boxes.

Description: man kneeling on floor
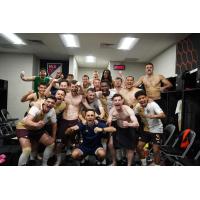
[[134, 90, 166, 166], [16, 96, 57, 166], [65, 109, 116, 164]]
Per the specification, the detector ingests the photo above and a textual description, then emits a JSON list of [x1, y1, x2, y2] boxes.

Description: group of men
[[16, 62, 172, 166]]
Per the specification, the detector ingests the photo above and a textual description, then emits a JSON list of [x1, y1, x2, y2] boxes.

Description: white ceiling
[[0, 33, 189, 68]]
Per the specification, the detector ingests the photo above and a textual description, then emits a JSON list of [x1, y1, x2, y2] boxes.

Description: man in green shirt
[[20, 68, 51, 92]]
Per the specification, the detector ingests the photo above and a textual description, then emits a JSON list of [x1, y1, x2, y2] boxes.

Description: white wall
[[78, 62, 145, 83], [78, 67, 104, 82], [69, 56, 78, 80], [151, 45, 176, 78], [0, 53, 34, 120]]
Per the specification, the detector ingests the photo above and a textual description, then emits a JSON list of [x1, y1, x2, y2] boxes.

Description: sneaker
[[148, 162, 160, 166], [0, 158, 6, 164], [0, 154, 6, 159]]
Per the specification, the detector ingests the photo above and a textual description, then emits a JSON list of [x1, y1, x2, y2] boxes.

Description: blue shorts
[[79, 144, 103, 155]]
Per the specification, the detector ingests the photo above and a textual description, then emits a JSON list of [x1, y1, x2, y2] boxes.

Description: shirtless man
[[112, 77, 123, 94], [16, 96, 57, 166], [120, 76, 141, 108], [55, 80, 91, 165], [134, 63, 172, 102], [108, 94, 139, 166], [67, 109, 116, 163]]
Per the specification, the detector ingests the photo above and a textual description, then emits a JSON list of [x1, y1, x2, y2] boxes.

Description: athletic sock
[[18, 147, 31, 166], [54, 153, 62, 166], [141, 158, 147, 166], [42, 143, 54, 166], [30, 151, 37, 160]]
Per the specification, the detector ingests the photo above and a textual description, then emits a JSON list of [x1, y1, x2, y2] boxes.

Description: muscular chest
[[65, 94, 82, 106], [144, 76, 161, 87], [113, 109, 129, 120]]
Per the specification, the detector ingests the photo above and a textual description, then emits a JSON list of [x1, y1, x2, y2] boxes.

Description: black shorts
[[139, 131, 162, 145], [113, 126, 137, 150], [56, 119, 78, 144]]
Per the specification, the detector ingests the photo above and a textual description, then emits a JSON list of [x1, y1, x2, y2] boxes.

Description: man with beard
[[133, 63, 172, 108], [55, 80, 91, 165], [16, 96, 57, 166], [108, 94, 139, 166]]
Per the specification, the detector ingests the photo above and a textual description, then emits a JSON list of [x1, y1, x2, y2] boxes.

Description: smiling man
[[134, 90, 166, 166], [120, 76, 141, 108], [16, 96, 57, 166], [66, 109, 116, 163], [108, 94, 139, 166]]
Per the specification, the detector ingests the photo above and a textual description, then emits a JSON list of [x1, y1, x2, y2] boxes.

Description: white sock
[[18, 148, 31, 166], [30, 151, 37, 160], [141, 158, 147, 166], [42, 143, 54, 166], [54, 153, 62, 166]]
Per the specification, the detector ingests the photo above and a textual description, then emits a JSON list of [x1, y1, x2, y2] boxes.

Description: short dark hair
[[40, 68, 46, 72], [82, 74, 89, 79], [71, 80, 78, 85], [146, 62, 154, 67], [46, 95, 57, 102], [135, 90, 147, 99], [60, 80, 69, 86], [115, 77, 122, 82], [85, 109, 95, 114], [38, 83, 47, 87], [57, 89, 66, 95], [112, 93, 123, 100], [126, 75, 134, 80], [67, 74, 74, 77], [101, 80, 111, 88], [87, 88, 95, 93]]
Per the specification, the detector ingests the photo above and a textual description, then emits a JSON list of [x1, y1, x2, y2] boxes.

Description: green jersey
[[34, 76, 50, 92]]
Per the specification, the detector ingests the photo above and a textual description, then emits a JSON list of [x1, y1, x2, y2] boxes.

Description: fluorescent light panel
[[60, 34, 80, 48], [86, 56, 96, 63], [1, 33, 26, 45], [118, 37, 139, 50]]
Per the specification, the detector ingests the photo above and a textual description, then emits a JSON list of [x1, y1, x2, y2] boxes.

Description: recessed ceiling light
[[86, 56, 96, 63], [1, 33, 26, 45], [117, 37, 139, 50], [60, 34, 80, 48]]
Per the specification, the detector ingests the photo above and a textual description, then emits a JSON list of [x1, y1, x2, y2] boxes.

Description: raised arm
[[20, 71, 36, 81], [133, 76, 144, 88], [21, 91, 35, 102], [44, 78, 57, 97]]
